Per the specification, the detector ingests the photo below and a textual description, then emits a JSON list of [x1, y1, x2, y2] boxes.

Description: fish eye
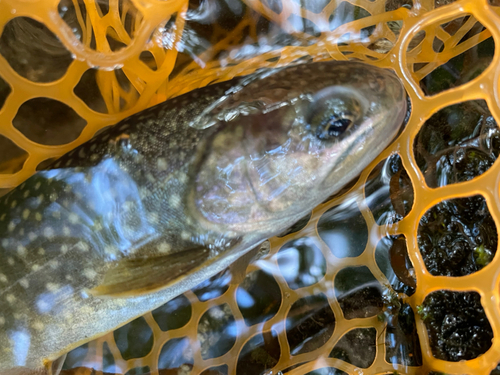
[[306, 86, 366, 141]]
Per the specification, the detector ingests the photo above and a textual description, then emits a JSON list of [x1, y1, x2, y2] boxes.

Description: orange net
[[2, 0, 500, 374]]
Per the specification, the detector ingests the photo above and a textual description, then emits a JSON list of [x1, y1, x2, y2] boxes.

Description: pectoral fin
[[90, 246, 210, 298], [230, 240, 270, 284], [49, 353, 67, 375]]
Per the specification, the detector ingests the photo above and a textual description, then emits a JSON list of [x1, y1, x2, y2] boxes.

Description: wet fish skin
[[0, 60, 406, 373]]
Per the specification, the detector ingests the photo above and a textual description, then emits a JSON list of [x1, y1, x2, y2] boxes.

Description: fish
[[0, 60, 407, 373]]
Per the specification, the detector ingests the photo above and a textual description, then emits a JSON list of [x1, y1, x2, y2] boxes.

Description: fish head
[[192, 61, 407, 233]]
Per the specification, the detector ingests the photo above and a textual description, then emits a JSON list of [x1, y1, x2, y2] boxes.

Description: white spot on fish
[[32, 264, 41, 271], [36, 293, 55, 314], [63, 226, 71, 236], [50, 193, 58, 202], [1, 239, 8, 247], [0, 213, 5, 221], [18, 228, 24, 236], [90, 154, 99, 162], [148, 212, 159, 224], [46, 283, 60, 292], [123, 201, 135, 212], [10, 200, 17, 208], [52, 211, 61, 219], [37, 194, 44, 204], [22, 209, 30, 219], [0, 274, 7, 283], [43, 227, 55, 239], [6, 294, 16, 304], [48, 260, 59, 269], [69, 213, 79, 224], [90, 144, 97, 152], [7, 258, 14, 266], [38, 248, 45, 255], [76, 241, 89, 252], [104, 246, 118, 257], [23, 190, 30, 198], [19, 278, 29, 289], [169, 194, 181, 208], [28, 232, 37, 241], [119, 123, 130, 131], [158, 242, 171, 253], [0, 317, 5, 326], [157, 158, 168, 171], [178, 173, 188, 184], [35, 182, 41, 190], [139, 188, 149, 199], [181, 231, 191, 240], [17, 245, 27, 258], [61, 244, 69, 254], [83, 269, 97, 280], [32, 321, 44, 331], [8, 221, 16, 232], [35, 212, 42, 221]]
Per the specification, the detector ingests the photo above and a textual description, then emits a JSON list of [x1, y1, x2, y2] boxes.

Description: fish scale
[[0, 60, 406, 373]]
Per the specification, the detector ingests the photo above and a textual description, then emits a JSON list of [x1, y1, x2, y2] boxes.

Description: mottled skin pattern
[[0, 61, 406, 373]]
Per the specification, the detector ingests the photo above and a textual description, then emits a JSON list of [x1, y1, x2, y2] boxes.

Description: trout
[[0, 61, 406, 373]]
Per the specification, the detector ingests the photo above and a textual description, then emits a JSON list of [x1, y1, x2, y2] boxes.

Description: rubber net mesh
[[1, 0, 500, 374]]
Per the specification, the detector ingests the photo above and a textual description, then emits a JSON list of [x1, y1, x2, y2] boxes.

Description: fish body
[[0, 61, 406, 372]]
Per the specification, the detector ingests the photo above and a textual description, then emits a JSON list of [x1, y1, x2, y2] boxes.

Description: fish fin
[[230, 240, 271, 284], [49, 354, 67, 375], [89, 246, 210, 298], [230, 242, 260, 284]]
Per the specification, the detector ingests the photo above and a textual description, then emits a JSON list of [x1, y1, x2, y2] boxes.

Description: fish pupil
[[316, 116, 352, 140]]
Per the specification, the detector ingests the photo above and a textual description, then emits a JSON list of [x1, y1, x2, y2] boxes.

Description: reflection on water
[[286, 293, 335, 355], [277, 237, 326, 289], [329, 328, 376, 368]]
